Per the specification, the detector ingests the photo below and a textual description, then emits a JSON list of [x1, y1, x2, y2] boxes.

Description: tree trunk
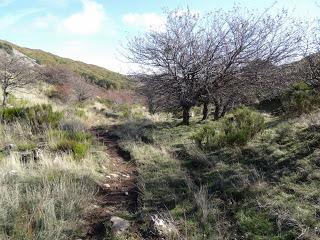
[[214, 104, 221, 120], [220, 105, 228, 118], [202, 102, 209, 121], [182, 106, 191, 125], [2, 91, 8, 107]]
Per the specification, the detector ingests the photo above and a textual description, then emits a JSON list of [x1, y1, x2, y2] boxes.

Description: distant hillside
[[0, 40, 130, 89]]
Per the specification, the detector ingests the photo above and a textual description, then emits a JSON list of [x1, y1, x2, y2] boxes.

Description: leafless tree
[[73, 77, 93, 103], [38, 64, 73, 84], [128, 10, 219, 124], [296, 20, 320, 88], [0, 53, 36, 107], [128, 8, 304, 124]]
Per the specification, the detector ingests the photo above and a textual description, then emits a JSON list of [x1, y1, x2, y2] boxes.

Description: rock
[[121, 173, 130, 178], [110, 216, 130, 235], [124, 192, 129, 196], [103, 183, 111, 188], [110, 173, 119, 178], [4, 144, 17, 152], [8, 170, 17, 176], [32, 149, 40, 162], [20, 152, 33, 165], [149, 214, 178, 238], [20, 150, 39, 165]]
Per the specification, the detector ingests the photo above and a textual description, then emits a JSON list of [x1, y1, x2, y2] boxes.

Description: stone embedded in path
[[103, 183, 111, 188], [110, 216, 130, 235]]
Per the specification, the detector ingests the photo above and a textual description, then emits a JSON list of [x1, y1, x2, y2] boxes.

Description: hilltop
[[0, 40, 130, 89]]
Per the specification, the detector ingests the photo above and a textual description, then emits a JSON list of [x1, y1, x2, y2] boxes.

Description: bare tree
[[0, 53, 36, 107], [73, 77, 93, 103], [296, 20, 320, 88], [129, 8, 303, 124], [38, 64, 73, 84], [128, 10, 220, 124]]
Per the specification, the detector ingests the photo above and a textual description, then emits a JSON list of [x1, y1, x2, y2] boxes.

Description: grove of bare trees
[[128, 8, 305, 124]]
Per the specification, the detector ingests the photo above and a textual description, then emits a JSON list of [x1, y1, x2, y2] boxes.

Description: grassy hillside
[[100, 104, 320, 239], [0, 40, 130, 89], [2, 79, 320, 239]]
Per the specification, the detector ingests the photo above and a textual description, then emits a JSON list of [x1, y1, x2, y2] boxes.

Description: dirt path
[[83, 126, 141, 239]]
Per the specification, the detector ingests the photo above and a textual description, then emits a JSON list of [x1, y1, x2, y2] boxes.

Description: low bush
[[281, 82, 320, 115], [60, 119, 86, 134], [56, 140, 90, 160], [193, 107, 265, 149], [0, 104, 63, 132], [7, 94, 29, 107], [46, 84, 72, 102], [48, 129, 92, 160]]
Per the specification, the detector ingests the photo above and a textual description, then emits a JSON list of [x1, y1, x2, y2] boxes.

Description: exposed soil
[[83, 126, 141, 240]]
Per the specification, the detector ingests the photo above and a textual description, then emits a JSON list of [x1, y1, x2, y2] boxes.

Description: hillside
[[1, 57, 320, 239], [0, 40, 130, 89]]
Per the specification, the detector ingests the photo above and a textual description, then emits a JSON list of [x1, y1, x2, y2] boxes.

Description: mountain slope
[[0, 40, 130, 89]]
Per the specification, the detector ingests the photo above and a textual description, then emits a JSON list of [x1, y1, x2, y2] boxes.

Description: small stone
[[124, 192, 129, 196], [110, 173, 119, 178], [104, 183, 111, 188], [4, 144, 17, 152], [111, 216, 130, 235], [106, 175, 111, 179], [8, 170, 17, 175]]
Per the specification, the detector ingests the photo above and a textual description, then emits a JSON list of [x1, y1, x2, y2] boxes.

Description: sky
[[0, 0, 319, 74]]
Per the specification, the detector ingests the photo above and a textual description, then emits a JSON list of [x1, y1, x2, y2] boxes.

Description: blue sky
[[0, 0, 319, 73]]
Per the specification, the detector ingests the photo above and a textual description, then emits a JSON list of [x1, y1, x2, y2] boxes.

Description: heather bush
[[281, 82, 320, 115], [193, 107, 265, 149], [0, 104, 63, 131]]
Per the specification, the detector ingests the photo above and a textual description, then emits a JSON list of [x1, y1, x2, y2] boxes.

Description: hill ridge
[[0, 39, 130, 89]]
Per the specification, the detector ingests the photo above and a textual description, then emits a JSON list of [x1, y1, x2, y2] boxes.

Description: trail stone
[[103, 183, 111, 188], [110, 216, 130, 235], [4, 144, 17, 152]]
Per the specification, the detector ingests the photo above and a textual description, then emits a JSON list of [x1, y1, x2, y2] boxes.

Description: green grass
[[107, 108, 320, 239]]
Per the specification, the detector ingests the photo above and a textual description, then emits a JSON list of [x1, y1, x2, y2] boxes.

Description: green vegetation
[[193, 107, 265, 149], [104, 100, 320, 239], [0, 104, 63, 132], [0, 97, 109, 239], [48, 129, 92, 160], [281, 82, 320, 115]]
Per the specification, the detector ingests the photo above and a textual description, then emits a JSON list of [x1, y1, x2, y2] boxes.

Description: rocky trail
[[83, 126, 141, 240]]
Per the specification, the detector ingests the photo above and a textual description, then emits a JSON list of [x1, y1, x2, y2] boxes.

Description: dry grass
[[0, 151, 102, 240]]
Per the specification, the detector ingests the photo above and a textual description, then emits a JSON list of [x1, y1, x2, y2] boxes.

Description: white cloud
[[63, 0, 106, 35], [122, 13, 166, 32]]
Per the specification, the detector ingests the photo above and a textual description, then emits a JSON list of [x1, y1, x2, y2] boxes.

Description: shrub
[[281, 82, 320, 115], [48, 129, 92, 160], [7, 94, 29, 107], [56, 140, 90, 160], [46, 84, 72, 102], [193, 107, 265, 149], [60, 119, 86, 134], [0, 104, 63, 131]]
